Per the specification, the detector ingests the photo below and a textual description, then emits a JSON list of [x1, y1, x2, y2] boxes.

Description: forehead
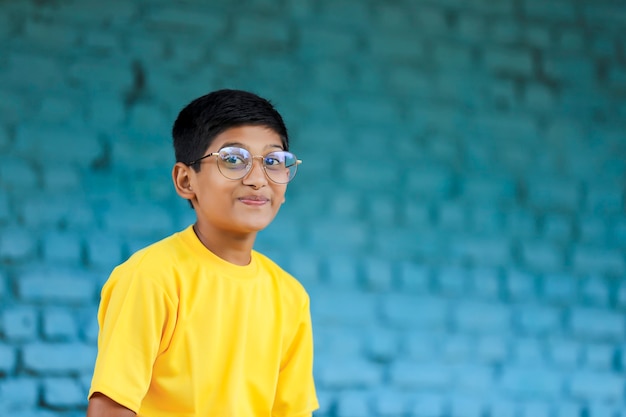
[[209, 125, 284, 151]]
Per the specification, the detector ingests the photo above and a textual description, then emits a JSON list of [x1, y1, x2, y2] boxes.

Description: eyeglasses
[[186, 146, 301, 184]]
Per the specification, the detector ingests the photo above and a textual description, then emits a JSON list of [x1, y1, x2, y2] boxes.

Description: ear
[[172, 162, 196, 202]]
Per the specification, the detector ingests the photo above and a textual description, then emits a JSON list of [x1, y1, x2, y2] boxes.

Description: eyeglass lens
[[216, 147, 298, 183]]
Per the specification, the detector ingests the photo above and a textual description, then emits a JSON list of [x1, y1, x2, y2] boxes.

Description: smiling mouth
[[239, 196, 269, 205]]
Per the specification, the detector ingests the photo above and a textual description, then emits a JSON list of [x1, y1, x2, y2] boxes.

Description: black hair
[[172, 89, 289, 172]]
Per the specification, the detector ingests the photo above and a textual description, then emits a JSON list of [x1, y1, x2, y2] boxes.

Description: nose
[[242, 156, 268, 187]]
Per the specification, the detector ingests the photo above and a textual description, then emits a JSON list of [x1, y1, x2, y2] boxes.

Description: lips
[[238, 195, 270, 205]]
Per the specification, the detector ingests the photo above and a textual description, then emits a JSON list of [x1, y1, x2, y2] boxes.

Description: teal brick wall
[[1, 0, 625, 416]]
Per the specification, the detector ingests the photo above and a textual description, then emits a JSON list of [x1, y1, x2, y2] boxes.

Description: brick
[[469, 268, 501, 299], [579, 276, 611, 306], [383, 295, 447, 329], [522, 0, 577, 21], [569, 371, 623, 401], [84, 233, 124, 270], [587, 404, 621, 417], [88, 95, 126, 128], [454, 364, 495, 394], [543, 214, 573, 242], [413, 5, 448, 34], [103, 201, 174, 237], [316, 357, 382, 388], [555, 402, 582, 417], [449, 396, 484, 417], [299, 26, 359, 58], [42, 309, 78, 341], [487, 400, 517, 417], [404, 332, 437, 359], [516, 303, 561, 335], [456, 13, 488, 42], [390, 361, 451, 389], [0, 270, 6, 300], [579, 217, 608, 244], [311, 220, 368, 253], [524, 24, 552, 48], [22, 342, 96, 374], [310, 61, 352, 92], [410, 393, 446, 417], [17, 267, 95, 304], [525, 82, 557, 110], [68, 58, 134, 93], [461, 175, 517, 203], [312, 290, 377, 325], [15, 124, 101, 167], [41, 164, 81, 191], [525, 178, 581, 211], [367, 198, 396, 226], [407, 168, 453, 198], [369, 33, 424, 63], [402, 202, 432, 228], [374, 389, 408, 417], [520, 402, 551, 417], [42, 377, 85, 408], [0, 344, 17, 373], [544, 55, 595, 85], [37, 95, 78, 123], [484, 47, 534, 76], [398, 262, 431, 293], [344, 96, 402, 126], [453, 301, 511, 333], [569, 308, 625, 340], [323, 255, 360, 288], [476, 336, 508, 363], [441, 336, 472, 362], [520, 241, 564, 272], [1, 307, 38, 341], [328, 190, 359, 218], [491, 19, 522, 44], [450, 236, 512, 266], [541, 274, 576, 304], [0, 377, 38, 409], [335, 390, 370, 417], [364, 328, 398, 362], [363, 258, 393, 291], [437, 203, 466, 230], [435, 266, 468, 295], [505, 209, 538, 238], [0, 156, 38, 190], [513, 338, 545, 365], [314, 328, 362, 357], [42, 231, 82, 264], [500, 365, 562, 398], [586, 183, 624, 213], [128, 103, 170, 135], [548, 339, 581, 369], [572, 246, 625, 275], [583, 343, 616, 371], [5, 53, 64, 90]]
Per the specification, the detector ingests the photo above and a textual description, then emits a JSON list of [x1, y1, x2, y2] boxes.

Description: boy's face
[[184, 125, 288, 237]]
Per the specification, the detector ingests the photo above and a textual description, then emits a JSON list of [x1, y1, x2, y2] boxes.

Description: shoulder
[[106, 230, 189, 291], [253, 251, 310, 306]]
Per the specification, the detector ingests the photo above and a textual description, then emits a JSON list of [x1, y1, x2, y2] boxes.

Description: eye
[[264, 155, 283, 167]]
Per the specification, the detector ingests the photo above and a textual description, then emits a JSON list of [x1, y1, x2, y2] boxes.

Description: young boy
[[86, 89, 319, 417]]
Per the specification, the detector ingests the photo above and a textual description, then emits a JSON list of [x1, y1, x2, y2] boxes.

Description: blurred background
[[1, 0, 625, 416]]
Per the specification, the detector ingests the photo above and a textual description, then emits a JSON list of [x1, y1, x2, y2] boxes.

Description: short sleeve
[[272, 295, 319, 417], [88, 263, 177, 412]]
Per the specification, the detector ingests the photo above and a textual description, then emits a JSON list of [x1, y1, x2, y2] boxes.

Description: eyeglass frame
[[185, 146, 302, 184]]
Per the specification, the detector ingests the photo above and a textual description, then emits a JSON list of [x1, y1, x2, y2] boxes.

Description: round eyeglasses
[[186, 146, 301, 184]]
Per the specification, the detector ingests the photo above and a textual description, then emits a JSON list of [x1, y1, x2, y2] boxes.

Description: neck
[[193, 223, 256, 266]]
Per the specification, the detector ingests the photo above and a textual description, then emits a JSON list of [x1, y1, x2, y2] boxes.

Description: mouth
[[238, 195, 270, 206]]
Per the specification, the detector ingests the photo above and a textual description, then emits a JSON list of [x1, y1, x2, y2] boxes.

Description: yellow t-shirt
[[89, 226, 318, 417]]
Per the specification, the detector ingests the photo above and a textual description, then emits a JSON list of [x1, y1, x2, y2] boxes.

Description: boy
[[86, 89, 319, 416]]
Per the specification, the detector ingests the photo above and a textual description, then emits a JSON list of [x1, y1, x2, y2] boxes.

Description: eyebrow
[[220, 142, 284, 151]]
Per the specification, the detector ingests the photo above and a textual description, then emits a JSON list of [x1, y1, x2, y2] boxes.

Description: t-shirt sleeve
[[272, 294, 319, 417], [88, 262, 177, 412]]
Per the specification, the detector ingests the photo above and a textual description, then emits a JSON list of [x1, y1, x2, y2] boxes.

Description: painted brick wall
[[1, 0, 625, 416]]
